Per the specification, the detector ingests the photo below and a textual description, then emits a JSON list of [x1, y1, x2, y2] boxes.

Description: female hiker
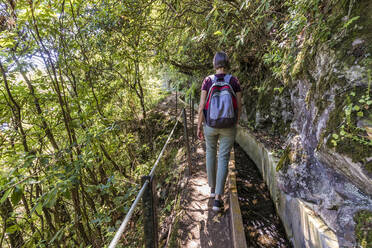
[[197, 51, 242, 211]]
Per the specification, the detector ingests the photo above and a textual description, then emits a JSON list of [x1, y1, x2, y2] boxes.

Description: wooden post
[[142, 176, 158, 248], [189, 97, 192, 122], [175, 90, 178, 116], [182, 108, 192, 174], [191, 98, 194, 140]]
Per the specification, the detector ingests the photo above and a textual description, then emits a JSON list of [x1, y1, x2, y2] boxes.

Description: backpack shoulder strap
[[224, 74, 232, 84], [222, 74, 236, 97], [208, 74, 217, 83], [204, 75, 218, 108]]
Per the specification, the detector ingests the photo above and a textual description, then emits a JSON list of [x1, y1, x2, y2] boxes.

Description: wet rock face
[[254, 88, 293, 136], [277, 132, 372, 247], [278, 51, 372, 247], [279, 42, 372, 245], [245, 1, 372, 246]]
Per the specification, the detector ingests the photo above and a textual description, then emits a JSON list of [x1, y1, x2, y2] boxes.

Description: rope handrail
[[108, 110, 183, 248]]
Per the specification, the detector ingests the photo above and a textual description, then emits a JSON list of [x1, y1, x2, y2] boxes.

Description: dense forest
[[0, 0, 371, 247]]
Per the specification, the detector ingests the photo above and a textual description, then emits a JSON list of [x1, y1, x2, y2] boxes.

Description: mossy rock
[[324, 86, 372, 172], [333, 0, 372, 69], [276, 146, 291, 172], [354, 210, 372, 248], [333, 137, 372, 166], [365, 160, 372, 175]]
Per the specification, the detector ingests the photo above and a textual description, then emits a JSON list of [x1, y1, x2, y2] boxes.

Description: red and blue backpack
[[203, 74, 237, 128]]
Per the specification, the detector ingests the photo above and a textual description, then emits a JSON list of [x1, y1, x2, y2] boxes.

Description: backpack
[[203, 74, 237, 128]]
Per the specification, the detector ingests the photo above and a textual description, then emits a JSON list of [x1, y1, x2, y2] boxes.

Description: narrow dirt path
[[174, 99, 233, 248], [164, 92, 289, 248], [158, 92, 291, 248]]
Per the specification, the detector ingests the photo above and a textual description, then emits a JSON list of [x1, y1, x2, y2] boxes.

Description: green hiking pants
[[204, 124, 236, 195]]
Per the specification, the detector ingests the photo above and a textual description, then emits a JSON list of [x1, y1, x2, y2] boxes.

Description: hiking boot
[[210, 187, 215, 198], [212, 199, 223, 211]]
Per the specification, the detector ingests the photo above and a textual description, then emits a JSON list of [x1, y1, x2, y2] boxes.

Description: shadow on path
[[176, 108, 232, 248], [199, 200, 233, 248]]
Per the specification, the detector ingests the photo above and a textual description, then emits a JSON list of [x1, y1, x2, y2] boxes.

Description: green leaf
[[6, 225, 18, 234], [44, 188, 58, 208], [357, 111, 364, 117], [350, 92, 356, 97], [343, 16, 360, 28], [332, 133, 339, 139], [205, 6, 216, 21], [0, 188, 12, 204], [36, 202, 43, 215], [31, 202, 43, 216], [214, 30, 223, 36], [353, 105, 360, 111], [11, 186, 23, 205], [0, 38, 15, 49], [49, 226, 66, 244]]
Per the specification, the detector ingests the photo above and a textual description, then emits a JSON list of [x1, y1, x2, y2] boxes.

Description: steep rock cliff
[[241, 0, 372, 246]]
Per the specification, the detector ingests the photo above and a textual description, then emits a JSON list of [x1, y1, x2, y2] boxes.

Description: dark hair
[[213, 52, 230, 69]]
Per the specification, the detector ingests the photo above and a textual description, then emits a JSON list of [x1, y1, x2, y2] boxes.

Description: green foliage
[[326, 82, 372, 170], [0, 0, 181, 246], [0, 0, 370, 246], [343, 16, 360, 29], [330, 80, 372, 149], [354, 210, 372, 248], [185, 80, 199, 100]]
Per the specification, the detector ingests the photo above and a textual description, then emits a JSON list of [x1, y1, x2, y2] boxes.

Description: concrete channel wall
[[228, 151, 248, 248], [235, 126, 339, 248]]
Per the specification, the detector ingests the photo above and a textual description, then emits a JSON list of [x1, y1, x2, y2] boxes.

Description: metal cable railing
[[108, 110, 184, 248]]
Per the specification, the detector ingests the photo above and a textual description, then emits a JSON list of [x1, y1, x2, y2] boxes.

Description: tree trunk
[[12, 53, 60, 151], [0, 199, 24, 248]]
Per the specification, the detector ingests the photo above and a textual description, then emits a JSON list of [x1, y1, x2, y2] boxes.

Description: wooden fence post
[[142, 176, 158, 248], [191, 98, 195, 141], [175, 90, 178, 116], [182, 108, 192, 174], [189, 97, 192, 122]]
